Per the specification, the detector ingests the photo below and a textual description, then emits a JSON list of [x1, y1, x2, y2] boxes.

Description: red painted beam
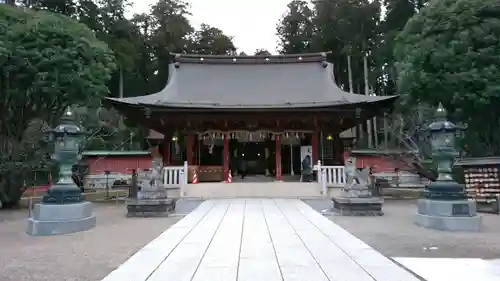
[[312, 132, 318, 164], [187, 135, 194, 165], [223, 133, 230, 181], [166, 141, 171, 165], [275, 134, 282, 181]]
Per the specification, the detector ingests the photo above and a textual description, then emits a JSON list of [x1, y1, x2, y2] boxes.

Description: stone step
[[184, 182, 325, 198]]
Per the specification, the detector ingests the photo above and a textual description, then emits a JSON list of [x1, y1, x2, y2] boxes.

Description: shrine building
[[105, 52, 398, 182]]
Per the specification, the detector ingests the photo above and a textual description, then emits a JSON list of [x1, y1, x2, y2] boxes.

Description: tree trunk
[[383, 112, 389, 148], [0, 170, 26, 208], [363, 54, 372, 148], [371, 87, 378, 148], [118, 65, 125, 151], [347, 55, 359, 143], [347, 55, 353, 93]]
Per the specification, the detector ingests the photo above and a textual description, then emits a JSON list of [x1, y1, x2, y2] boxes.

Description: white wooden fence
[[315, 161, 346, 195], [316, 161, 346, 186], [163, 161, 188, 188], [315, 160, 426, 196]]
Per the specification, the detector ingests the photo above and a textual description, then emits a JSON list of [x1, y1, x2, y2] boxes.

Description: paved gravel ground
[[330, 200, 500, 259], [1, 200, 499, 281], [0, 204, 181, 281]]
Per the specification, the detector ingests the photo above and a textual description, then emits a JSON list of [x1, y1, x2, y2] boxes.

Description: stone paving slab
[[394, 257, 500, 281], [102, 199, 422, 281]]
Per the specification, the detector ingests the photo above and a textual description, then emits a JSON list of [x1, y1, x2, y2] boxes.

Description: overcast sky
[[130, 0, 293, 54]]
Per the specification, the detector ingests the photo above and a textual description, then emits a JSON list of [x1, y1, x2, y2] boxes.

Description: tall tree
[[254, 49, 271, 55], [276, 0, 314, 54], [378, 0, 429, 97], [77, 0, 104, 34], [131, 12, 155, 91], [0, 5, 115, 207], [311, 0, 381, 92], [28, 0, 78, 15], [395, 0, 500, 156], [149, 0, 192, 92], [188, 23, 236, 55]]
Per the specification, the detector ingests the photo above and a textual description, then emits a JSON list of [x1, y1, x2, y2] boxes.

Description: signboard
[[300, 146, 313, 170], [452, 203, 470, 216]]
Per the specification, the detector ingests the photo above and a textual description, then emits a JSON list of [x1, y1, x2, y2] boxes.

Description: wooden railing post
[[317, 160, 322, 183], [183, 161, 188, 185], [322, 169, 327, 196]]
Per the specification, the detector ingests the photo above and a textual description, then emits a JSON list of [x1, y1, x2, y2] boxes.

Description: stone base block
[[415, 199, 482, 232], [27, 201, 96, 236], [126, 198, 176, 217], [332, 196, 384, 216], [415, 213, 482, 232]]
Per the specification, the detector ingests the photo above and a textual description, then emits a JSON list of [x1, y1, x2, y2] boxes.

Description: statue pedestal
[[332, 194, 384, 216], [415, 199, 482, 231], [126, 188, 176, 217], [333, 159, 384, 216], [27, 201, 96, 236]]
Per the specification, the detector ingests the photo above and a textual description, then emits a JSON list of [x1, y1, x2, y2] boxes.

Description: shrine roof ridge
[[171, 52, 332, 64]]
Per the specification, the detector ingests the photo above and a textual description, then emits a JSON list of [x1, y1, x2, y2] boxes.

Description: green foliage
[[254, 49, 271, 56], [396, 0, 500, 110], [0, 5, 115, 120], [74, 106, 146, 151], [277, 0, 383, 93], [276, 0, 314, 54], [29, 0, 78, 15], [0, 4, 115, 207], [275, 0, 432, 98], [395, 0, 500, 156], [188, 24, 236, 55]]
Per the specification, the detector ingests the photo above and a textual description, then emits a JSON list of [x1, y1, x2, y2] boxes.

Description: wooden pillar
[[312, 132, 318, 164], [223, 133, 230, 181], [161, 136, 171, 166], [275, 134, 282, 181], [334, 132, 344, 165], [165, 141, 171, 165], [186, 135, 194, 165]]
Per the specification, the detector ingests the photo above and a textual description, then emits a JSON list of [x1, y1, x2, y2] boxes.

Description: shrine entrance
[[107, 52, 398, 184], [225, 132, 311, 181], [228, 132, 274, 180], [232, 142, 267, 175]]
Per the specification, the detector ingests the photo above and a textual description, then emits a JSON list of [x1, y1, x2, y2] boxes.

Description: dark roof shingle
[[106, 53, 397, 109]]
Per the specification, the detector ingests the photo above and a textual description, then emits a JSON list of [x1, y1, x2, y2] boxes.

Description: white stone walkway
[[394, 257, 500, 281], [102, 199, 422, 281]]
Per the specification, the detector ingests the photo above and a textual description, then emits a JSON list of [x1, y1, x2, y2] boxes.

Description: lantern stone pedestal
[[415, 182, 482, 232], [26, 109, 96, 236], [27, 200, 96, 236]]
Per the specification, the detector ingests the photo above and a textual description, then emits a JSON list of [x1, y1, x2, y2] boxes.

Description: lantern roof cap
[[428, 120, 459, 131], [51, 123, 81, 134], [50, 107, 83, 134], [434, 102, 447, 120], [428, 103, 465, 132]]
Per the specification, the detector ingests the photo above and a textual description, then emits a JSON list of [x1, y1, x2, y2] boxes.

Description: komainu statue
[[341, 157, 372, 198]]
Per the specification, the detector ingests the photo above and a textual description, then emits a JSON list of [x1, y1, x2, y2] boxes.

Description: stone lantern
[[415, 103, 482, 231], [27, 108, 96, 236], [425, 103, 466, 198], [43, 109, 85, 203]]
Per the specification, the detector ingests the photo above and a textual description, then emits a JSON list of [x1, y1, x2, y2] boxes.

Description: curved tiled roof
[[106, 53, 397, 109]]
